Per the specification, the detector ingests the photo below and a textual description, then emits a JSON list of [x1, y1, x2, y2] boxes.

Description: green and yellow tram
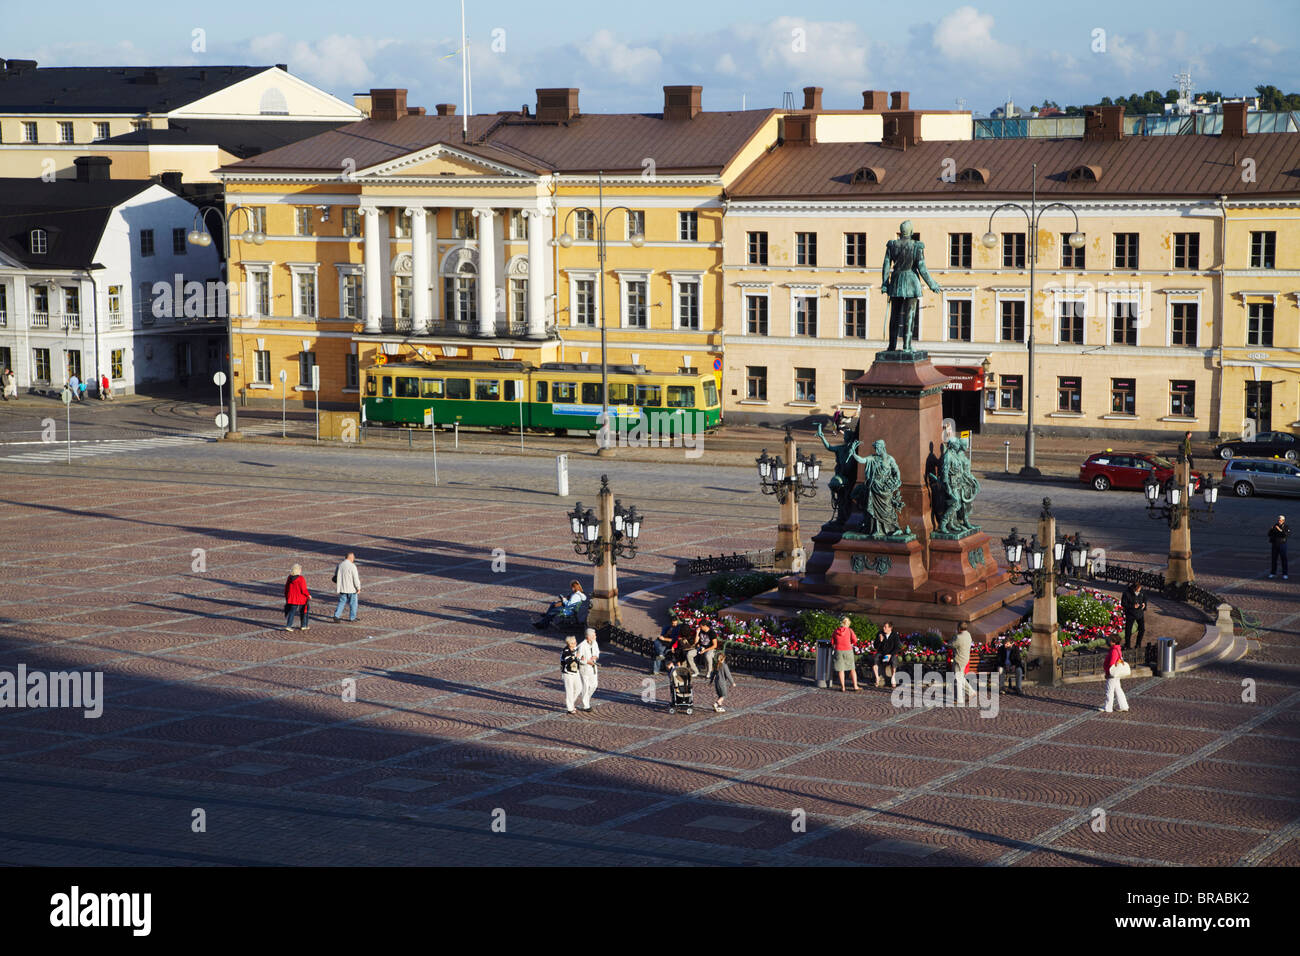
[[362, 360, 722, 434]]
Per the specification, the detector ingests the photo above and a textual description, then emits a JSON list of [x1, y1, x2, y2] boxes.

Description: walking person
[[711, 652, 736, 712], [67, 372, 82, 401], [831, 616, 861, 692], [99, 372, 112, 401], [875, 622, 901, 687], [77, 377, 88, 402], [576, 627, 600, 712], [2, 367, 15, 401], [1099, 636, 1130, 713], [951, 622, 978, 704], [284, 564, 310, 631], [331, 551, 361, 622], [560, 636, 583, 714], [1268, 515, 1290, 580], [1121, 582, 1147, 650]]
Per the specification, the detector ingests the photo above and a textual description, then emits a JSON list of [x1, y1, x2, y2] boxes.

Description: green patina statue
[[850, 438, 907, 538], [938, 435, 981, 536], [881, 220, 942, 353], [816, 422, 860, 526]]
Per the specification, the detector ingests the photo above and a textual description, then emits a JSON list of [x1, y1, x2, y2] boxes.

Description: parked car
[[1214, 430, 1298, 461], [1222, 458, 1300, 497], [1080, 452, 1204, 492]]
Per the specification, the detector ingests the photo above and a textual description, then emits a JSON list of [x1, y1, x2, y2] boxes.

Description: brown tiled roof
[[728, 132, 1300, 200], [224, 109, 777, 176]]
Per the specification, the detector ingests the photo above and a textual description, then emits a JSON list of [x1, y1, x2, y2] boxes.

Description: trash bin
[[815, 639, 832, 688], [1156, 637, 1176, 677]]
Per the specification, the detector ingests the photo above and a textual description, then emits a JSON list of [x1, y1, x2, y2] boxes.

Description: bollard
[[815, 639, 833, 688], [1156, 637, 1176, 677], [555, 454, 569, 497], [1004, 440, 1011, 473]]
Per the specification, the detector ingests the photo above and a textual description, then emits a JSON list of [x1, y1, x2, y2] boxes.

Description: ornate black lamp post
[[754, 426, 820, 571], [1144, 455, 1216, 586], [566, 475, 643, 625]]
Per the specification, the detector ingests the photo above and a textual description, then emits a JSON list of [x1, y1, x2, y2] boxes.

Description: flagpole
[[460, 0, 469, 141]]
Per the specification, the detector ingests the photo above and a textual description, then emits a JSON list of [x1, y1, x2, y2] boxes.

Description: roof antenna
[[782, 91, 794, 110]]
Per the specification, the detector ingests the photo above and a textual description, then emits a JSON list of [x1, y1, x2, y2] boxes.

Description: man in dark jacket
[[996, 640, 1024, 695], [653, 615, 685, 675], [874, 622, 901, 688], [1121, 582, 1147, 649], [1268, 515, 1290, 580]]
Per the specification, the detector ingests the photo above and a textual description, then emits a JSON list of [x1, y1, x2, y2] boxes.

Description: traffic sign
[[713, 358, 722, 371], [311, 365, 320, 391], [213, 371, 227, 387], [279, 369, 287, 383], [216, 412, 230, 429], [60, 387, 72, 406]]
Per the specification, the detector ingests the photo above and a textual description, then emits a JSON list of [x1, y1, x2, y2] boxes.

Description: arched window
[[29, 229, 47, 254], [258, 87, 289, 115]]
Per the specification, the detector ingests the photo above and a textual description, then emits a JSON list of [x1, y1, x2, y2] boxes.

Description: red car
[[1079, 452, 1204, 492]]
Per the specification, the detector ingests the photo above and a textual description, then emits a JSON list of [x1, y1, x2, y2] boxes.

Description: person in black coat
[[874, 622, 901, 688], [996, 640, 1024, 695], [1268, 515, 1290, 580], [1120, 582, 1147, 650]]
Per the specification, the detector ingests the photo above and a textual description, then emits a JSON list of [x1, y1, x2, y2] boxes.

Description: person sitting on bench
[[534, 580, 587, 630]]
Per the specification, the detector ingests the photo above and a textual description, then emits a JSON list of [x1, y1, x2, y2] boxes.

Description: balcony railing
[[0, 311, 7, 328], [108, 311, 124, 330], [63, 314, 81, 331], [369, 317, 534, 338], [31, 311, 49, 329]]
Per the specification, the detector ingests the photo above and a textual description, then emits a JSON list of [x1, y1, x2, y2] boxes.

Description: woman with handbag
[[1099, 637, 1130, 713], [284, 564, 311, 631]]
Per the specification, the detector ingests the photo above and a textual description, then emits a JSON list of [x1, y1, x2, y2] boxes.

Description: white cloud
[[932, 6, 1015, 70], [579, 29, 662, 85]]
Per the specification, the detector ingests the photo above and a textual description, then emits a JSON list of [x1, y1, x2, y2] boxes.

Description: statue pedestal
[[826, 535, 926, 593], [928, 532, 1000, 590]]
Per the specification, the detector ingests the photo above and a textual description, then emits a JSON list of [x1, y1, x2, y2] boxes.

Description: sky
[[7, 0, 1300, 116]]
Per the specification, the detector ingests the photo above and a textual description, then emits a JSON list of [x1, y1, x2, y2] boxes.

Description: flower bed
[[671, 576, 1124, 666]]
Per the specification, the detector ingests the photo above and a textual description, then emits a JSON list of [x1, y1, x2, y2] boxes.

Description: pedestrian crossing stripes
[[0, 435, 210, 463]]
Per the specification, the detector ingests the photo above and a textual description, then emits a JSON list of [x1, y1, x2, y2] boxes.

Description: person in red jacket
[[1099, 636, 1129, 713], [284, 564, 311, 631], [831, 616, 861, 692]]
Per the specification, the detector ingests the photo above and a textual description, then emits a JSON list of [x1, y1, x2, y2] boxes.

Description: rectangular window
[[745, 295, 768, 335], [421, 378, 443, 399], [1247, 302, 1274, 346], [1173, 232, 1200, 270], [63, 287, 80, 326], [475, 379, 501, 401], [0, 285, 6, 325], [295, 207, 314, 236], [678, 211, 698, 242], [999, 374, 1023, 410], [667, 385, 696, 408], [33, 286, 50, 325], [395, 276, 411, 320], [111, 349, 124, 380], [844, 298, 867, 338], [747, 231, 768, 265], [1111, 299, 1138, 346], [1002, 233, 1025, 268], [509, 211, 529, 240], [625, 280, 647, 328], [442, 378, 469, 400], [395, 376, 419, 398], [33, 348, 51, 383], [23, 121, 38, 143], [746, 365, 767, 400], [171, 227, 186, 255], [843, 369, 863, 402], [796, 231, 817, 266], [66, 349, 82, 380], [92, 122, 108, 142], [1000, 299, 1025, 342], [1061, 233, 1085, 269], [794, 367, 816, 402], [574, 280, 595, 326], [254, 350, 271, 384], [1170, 380, 1195, 417], [342, 209, 361, 237], [1250, 231, 1276, 269], [575, 210, 594, 241], [844, 232, 868, 267], [1111, 378, 1135, 415], [504, 380, 522, 403], [139, 229, 154, 257], [247, 207, 267, 234], [795, 296, 817, 336], [107, 285, 122, 326], [297, 273, 318, 318], [949, 233, 972, 269], [607, 382, 632, 405], [509, 278, 527, 328], [1114, 232, 1139, 269], [342, 274, 362, 320], [0, 348, 9, 375], [635, 384, 662, 407], [453, 209, 476, 239], [1058, 376, 1082, 413], [299, 351, 316, 385], [1058, 298, 1085, 344], [677, 282, 700, 330], [345, 354, 359, 390], [1170, 302, 1198, 347], [552, 381, 576, 402], [621, 210, 641, 240], [250, 270, 270, 316], [59, 121, 74, 144], [947, 299, 972, 341]]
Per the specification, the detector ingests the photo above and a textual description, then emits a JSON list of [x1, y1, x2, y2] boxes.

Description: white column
[[525, 209, 547, 338], [428, 208, 441, 328], [361, 208, 382, 333], [407, 207, 430, 334], [474, 207, 497, 337]]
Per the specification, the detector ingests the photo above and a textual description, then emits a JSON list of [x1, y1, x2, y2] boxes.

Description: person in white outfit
[[331, 552, 362, 623], [560, 636, 582, 714], [576, 627, 600, 712], [951, 623, 979, 705], [1100, 636, 1130, 713]]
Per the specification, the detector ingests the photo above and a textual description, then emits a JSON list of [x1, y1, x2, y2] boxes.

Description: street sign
[[215, 413, 230, 429], [279, 369, 287, 383], [311, 365, 320, 391], [60, 387, 72, 406], [213, 371, 227, 387], [712, 358, 722, 371], [423, 408, 433, 426]]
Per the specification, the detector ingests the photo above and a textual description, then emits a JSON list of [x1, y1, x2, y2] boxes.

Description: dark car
[[1222, 458, 1300, 497], [1214, 430, 1298, 461], [1080, 452, 1204, 492]]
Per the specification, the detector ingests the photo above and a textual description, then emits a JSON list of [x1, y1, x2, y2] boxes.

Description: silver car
[[1223, 458, 1300, 497]]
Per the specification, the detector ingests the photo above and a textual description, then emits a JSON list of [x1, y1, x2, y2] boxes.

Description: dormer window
[[1067, 164, 1102, 183], [850, 166, 885, 185], [958, 167, 990, 184], [29, 229, 47, 255]]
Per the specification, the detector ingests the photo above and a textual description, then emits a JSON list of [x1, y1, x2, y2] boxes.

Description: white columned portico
[[473, 207, 497, 337], [525, 209, 547, 338], [407, 207, 430, 334], [427, 208, 440, 327], [361, 208, 382, 333]]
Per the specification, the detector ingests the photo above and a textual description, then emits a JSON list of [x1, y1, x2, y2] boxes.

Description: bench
[[552, 599, 591, 633]]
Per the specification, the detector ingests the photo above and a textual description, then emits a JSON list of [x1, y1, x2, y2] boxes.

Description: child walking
[[711, 653, 736, 713]]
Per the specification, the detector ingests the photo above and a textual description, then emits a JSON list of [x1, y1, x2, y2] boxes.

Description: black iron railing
[[685, 549, 777, 576], [598, 622, 808, 679], [1088, 561, 1227, 616]]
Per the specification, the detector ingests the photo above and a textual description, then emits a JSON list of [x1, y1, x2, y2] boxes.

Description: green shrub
[[796, 609, 878, 644], [1057, 594, 1112, 629], [705, 571, 780, 600], [847, 613, 878, 643]]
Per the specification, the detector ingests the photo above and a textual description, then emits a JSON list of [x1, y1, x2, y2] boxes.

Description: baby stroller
[[667, 666, 694, 715]]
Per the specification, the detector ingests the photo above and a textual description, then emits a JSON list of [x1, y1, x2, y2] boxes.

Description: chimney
[[353, 93, 372, 116], [1222, 100, 1248, 138], [536, 88, 580, 123], [881, 111, 922, 148], [275, 63, 288, 72], [74, 156, 111, 183], [5, 59, 38, 74], [1084, 105, 1125, 141], [663, 85, 702, 121], [782, 113, 815, 146], [802, 86, 823, 111], [159, 171, 184, 191], [890, 90, 909, 111], [407, 106, 426, 116], [369, 88, 408, 122], [436, 103, 457, 116], [862, 90, 889, 111]]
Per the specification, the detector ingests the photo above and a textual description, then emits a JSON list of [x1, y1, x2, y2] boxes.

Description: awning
[[935, 365, 985, 392]]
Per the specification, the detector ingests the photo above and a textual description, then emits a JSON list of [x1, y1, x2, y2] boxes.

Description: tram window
[[535, 381, 548, 402], [503, 380, 520, 402], [445, 378, 470, 400], [396, 377, 419, 398], [581, 382, 603, 404], [553, 381, 576, 402], [635, 384, 662, 406], [609, 382, 633, 403], [381, 376, 393, 398], [667, 385, 696, 408], [703, 380, 718, 407], [365, 377, 377, 397], [421, 378, 444, 399], [476, 379, 500, 401]]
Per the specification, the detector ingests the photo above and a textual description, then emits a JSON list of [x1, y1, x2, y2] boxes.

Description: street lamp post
[[982, 163, 1085, 477], [755, 425, 821, 572], [557, 171, 645, 454], [567, 474, 644, 627], [188, 204, 267, 437], [1144, 454, 1217, 586]]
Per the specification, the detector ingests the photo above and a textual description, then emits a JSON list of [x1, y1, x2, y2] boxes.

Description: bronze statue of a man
[[851, 439, 905, 537], [881, 220, 942, 353], [816, 422, 860, 526], [938, 436, 981, 536]]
